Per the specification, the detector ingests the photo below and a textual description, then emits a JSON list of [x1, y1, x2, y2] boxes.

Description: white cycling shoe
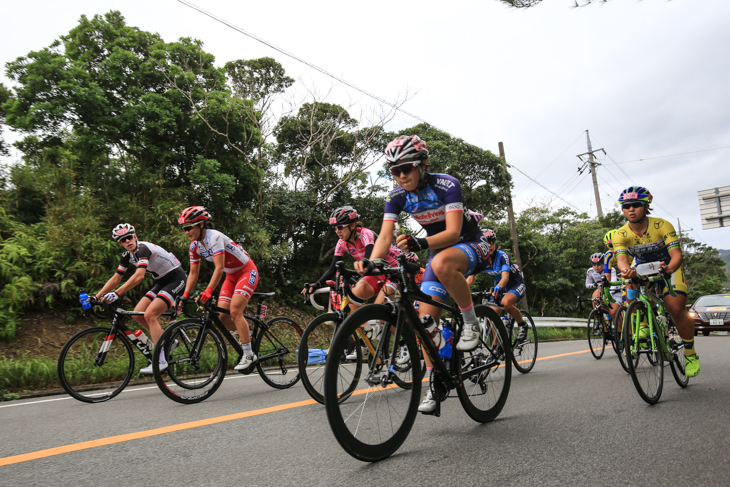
[[418, 391, 436, 413], [456, 322, 480, 351]]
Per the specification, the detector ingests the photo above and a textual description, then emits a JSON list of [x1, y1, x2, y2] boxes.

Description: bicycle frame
[[93, 303, 176, 366]]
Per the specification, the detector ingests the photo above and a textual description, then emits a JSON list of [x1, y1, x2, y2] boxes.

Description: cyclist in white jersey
[[96, 223, 187, 373], [178, 206, 259, 371]]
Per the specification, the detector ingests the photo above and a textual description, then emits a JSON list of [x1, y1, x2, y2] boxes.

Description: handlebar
[[307, 287, 331, 311], [606, 271, 676, 298]]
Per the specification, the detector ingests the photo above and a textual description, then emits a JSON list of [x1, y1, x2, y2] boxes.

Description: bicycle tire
[[380, 318, 426, 389], [57, 326, 135, 403], [609, 311, 621, 355], [624, 301, 663, 405], [298, 313, 362, 404], [324, 304, 421, 462], [613, 306, 630, 373], [666, 334, 689, 388], [510, 310, 537, 374], [255, 316, 303, 389], [456, 305, 512, 423], [152, 319, 227, 404], [587, 309, 606, 360]]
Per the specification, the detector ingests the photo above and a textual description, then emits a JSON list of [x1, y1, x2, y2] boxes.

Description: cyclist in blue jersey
[[355, 134, 491, 413], [468, 229, 529, 340]]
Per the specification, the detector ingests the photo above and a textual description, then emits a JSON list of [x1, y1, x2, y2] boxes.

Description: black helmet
[[329, 206, 359, 226]]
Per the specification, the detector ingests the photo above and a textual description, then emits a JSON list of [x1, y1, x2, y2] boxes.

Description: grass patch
[[536, 327, 586, 341]]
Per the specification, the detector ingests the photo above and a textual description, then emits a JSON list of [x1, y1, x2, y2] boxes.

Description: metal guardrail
[[532, 317, 587, 328]]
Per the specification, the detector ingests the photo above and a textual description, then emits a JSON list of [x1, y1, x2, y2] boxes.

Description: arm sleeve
[[585, 270, 595, 289], [363, 244, 374, 260], [317, 255, 344, 286]]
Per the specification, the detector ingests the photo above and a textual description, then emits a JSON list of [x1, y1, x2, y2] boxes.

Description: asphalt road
[[2, 337, 730, 487]]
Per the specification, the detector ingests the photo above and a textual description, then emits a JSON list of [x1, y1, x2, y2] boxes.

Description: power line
[[604, 145, 730, 165], [520, 131, 586, 192], [177, 0, 590, 214]]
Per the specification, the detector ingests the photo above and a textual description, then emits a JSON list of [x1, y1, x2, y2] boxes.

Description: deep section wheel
[[456, 305, 512, 423], [324, 304, 420, 462], [152, 319, 227, 404]]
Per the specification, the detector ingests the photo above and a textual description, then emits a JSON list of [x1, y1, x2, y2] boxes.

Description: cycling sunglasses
[[118, 235, 134, 243], [621, 201, 645, 210], [333, 225, 349, 231], [389, 161, 420, 177]]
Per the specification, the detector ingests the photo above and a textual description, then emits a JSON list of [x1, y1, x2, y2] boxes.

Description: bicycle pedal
[[237, 364, 256, 375]]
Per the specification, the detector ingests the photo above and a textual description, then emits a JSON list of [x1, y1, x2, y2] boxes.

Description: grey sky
[[2, 0, 729, 249]]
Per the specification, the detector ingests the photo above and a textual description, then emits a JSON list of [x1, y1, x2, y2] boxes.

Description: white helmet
[[112, 223, 136, 241]]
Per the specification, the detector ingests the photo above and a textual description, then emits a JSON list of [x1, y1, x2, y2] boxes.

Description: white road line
[[0, 373, 257, 409]]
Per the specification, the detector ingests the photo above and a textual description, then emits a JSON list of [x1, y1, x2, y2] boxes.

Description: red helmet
[[178, 206, 210, 226], [385, 135, 428, 164]]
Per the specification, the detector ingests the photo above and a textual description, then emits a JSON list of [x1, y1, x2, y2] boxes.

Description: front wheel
[[587, 309, 606, 360], [510, 310, 537, 373], [324, 304, 421, 462], [58, 327, 135, 403], [255, 316, 303, 389], [298, 313, 361, 404], [152, 319, 227, 404], [623, 301, 663, 405], [456, 305, 512, 423]]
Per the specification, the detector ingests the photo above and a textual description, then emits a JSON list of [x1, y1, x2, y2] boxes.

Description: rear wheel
[[324, 304, 420, 462], [587, 309, 606, 360], [456, 305, 512, 423], [623, 301, 663, 405], [511, 311, 538, 373], [298, 313, 361, 404], [152, 319, 227, 404], [58, 327, 135, 403], [255, 317, 303, 389], [614, 306, 630, 373], [667, 334, 689, 388]]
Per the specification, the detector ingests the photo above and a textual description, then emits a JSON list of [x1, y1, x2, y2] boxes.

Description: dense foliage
[[0, 11, 725, 340]]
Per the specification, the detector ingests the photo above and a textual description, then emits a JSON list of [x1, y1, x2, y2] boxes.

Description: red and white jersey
[[188, 229, 250, 274]]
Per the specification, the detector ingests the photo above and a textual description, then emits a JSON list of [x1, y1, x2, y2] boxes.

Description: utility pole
[[677, 219, 692, 254], [499, 142, 528, 311], [576, 130, 606, 218]]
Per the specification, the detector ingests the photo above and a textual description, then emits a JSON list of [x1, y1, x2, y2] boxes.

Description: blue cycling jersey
[[383, 173, 481, 242], [483, 250, 524, 289]]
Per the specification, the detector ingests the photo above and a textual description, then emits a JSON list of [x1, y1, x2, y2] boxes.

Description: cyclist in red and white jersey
[[178, 206, 259, 371], [96, 223, 187, 373], [303, 205, 403, 308]]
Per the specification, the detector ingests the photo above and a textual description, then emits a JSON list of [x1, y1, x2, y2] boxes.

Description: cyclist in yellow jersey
[[601, 229, 627, 323], [612, 186, 698, 376]]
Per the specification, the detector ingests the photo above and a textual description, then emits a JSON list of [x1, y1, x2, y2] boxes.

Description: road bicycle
[[299, 272, 423, 405], [473, 289, 537, 374], [57, 295, 177, 403], [151, 292, 302, 404], [323, 255, 511, 462], [577, 288, 631, 373], [609, 269, 689, 404]]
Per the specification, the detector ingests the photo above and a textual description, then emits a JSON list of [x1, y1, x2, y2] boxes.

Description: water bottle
[[421, 315, 444, 350], [79, 289, 91, 310], [439, 324, 453, 359], [134, 329, 152, 352], [635, 261, 662, 276]]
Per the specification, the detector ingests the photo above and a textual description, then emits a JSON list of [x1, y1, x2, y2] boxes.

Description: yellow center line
[[1, 346, 592, 467]]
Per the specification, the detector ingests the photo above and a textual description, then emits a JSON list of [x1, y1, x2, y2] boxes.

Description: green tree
[[0, 83, 10, 156]]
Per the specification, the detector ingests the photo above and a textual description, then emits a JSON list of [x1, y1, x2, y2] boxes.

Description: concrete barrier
[[531, 317, 587, 328]]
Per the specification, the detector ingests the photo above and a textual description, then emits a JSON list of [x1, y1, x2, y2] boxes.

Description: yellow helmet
[[603, 229, 617, 247]]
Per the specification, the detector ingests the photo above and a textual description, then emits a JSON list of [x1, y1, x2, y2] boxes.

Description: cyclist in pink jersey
[[303, 206, 403, 308], [178, 206, 259, 371]]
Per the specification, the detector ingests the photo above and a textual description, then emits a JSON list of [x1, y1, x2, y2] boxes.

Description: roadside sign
[[698, 185, 730, 230]]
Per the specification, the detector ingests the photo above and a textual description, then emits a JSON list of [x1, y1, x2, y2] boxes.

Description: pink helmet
[[385, 135, 429, 164]]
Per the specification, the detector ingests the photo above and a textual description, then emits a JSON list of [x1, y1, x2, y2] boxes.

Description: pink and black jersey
[[117, 241, 182, 280], [334, 227, 401, 266], [189, 229, 250, 274], [384, 173, 481, 242]]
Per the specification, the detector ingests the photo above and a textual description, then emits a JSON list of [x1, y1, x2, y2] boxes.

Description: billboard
[[698, 185, 730, 230]]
